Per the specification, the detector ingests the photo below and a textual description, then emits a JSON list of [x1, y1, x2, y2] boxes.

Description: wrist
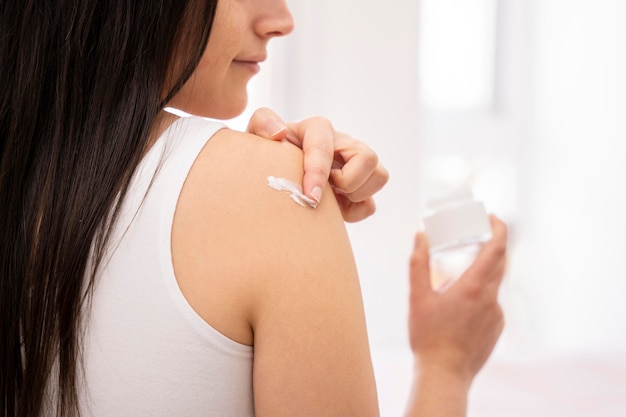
[[405, 359, 472, 417], [413, 357, 474, 392]]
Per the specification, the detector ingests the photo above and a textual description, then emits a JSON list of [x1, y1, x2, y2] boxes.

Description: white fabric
[[79, 117, 254, 417]]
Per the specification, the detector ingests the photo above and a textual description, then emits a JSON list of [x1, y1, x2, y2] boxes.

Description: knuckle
[[363, 151, 379, 172], [486, 296, 502, 312], [335, 131, 352, 142], [464, 280, 483, 300], [345, 213, 361, 223], [354, 143, 378, 168], [491, 304, 506, 332], [303, 115, 334, 133], [492, 241, 508, 258], [308, 164, 331, 179], [252, 106, 272, 118], [345, 202, 375, 223], [319, 141, 335, 158], [310, 115, 332, 127], [307, 139, 334, 159], [485, 240, 507, 259], [363, 200, 376, 217], [375, 165, 390, 187]]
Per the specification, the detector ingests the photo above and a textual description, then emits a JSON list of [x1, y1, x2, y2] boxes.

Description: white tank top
[[79, 116, 254, 416]]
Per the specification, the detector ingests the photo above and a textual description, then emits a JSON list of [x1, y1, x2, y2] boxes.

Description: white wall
[[244, 0, 626, 355], [523, 0, 626, 351], [267, 0, 423, 350]]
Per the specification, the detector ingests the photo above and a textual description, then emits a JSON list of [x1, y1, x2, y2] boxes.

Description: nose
[[254, 0, 295, 38]]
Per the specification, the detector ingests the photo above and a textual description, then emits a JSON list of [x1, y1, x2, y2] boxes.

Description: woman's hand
[[408, 215, 507, 384], [246, 107, 388, 222], [404, 215, 507, 417]]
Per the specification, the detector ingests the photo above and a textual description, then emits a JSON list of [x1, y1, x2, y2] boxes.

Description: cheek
[[194, 47, 223, 75], [186, 52, 230, 99]]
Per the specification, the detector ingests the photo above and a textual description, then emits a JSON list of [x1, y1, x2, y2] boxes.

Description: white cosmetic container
[[422, 187, 492, 291]]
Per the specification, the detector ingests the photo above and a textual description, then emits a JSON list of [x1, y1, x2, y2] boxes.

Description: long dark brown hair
[[0, 1, 217, 415]]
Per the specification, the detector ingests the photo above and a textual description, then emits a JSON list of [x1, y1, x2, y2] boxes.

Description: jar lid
[[423, 188, 492, 252]]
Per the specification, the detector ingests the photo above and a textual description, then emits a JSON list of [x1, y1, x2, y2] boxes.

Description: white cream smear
[[266, 176, 317, 208]]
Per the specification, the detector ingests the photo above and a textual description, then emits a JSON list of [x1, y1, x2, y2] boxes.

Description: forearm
[[404, 362, 471, 417]]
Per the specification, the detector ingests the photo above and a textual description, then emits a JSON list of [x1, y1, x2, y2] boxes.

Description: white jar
[[422, 187, 492, 291]]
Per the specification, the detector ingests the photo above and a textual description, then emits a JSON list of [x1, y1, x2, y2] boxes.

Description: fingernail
[[267, 119, 287, 137], [311, 186, 322, 204]]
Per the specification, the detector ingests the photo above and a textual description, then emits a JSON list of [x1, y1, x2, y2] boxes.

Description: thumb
[[246, 107, 288, 140], [409, 232, 433, 299]]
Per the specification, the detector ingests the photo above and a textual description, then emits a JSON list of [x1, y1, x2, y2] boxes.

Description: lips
[[232, 60, 261, 74], [235, 53, 267, 64], [232, 53, 266, 74]]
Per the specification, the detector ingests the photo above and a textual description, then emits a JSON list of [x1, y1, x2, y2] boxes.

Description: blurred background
[[228, 0, 625, 415]]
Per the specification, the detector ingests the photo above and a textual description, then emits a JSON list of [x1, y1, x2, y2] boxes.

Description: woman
[[0, 0, 507, 416]]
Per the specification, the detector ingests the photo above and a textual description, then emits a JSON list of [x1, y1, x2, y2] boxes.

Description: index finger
[[287, 117, 335, 205], [409, 232, 435, 300], [246, 107, 288, 140]]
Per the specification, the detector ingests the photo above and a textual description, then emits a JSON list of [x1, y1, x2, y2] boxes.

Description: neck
[[144, 110, 180, 156]]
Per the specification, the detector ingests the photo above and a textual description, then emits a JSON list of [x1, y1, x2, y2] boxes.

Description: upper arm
[[172, 129, 379, 416], [249, 153, 379, 417]]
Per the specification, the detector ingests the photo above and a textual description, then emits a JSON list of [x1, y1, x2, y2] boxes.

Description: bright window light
[[418, 0, 498, 112]]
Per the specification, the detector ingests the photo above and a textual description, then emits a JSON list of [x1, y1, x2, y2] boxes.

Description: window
[[418, 0, 498, 112]]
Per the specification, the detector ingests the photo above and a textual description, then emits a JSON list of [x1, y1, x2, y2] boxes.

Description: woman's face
[[168, 0, 294, 119]]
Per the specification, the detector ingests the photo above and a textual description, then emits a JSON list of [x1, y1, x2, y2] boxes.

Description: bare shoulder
[[171, 128, 344, 341], [172, 128, 379, 416], [175, 127, 346, 250]]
